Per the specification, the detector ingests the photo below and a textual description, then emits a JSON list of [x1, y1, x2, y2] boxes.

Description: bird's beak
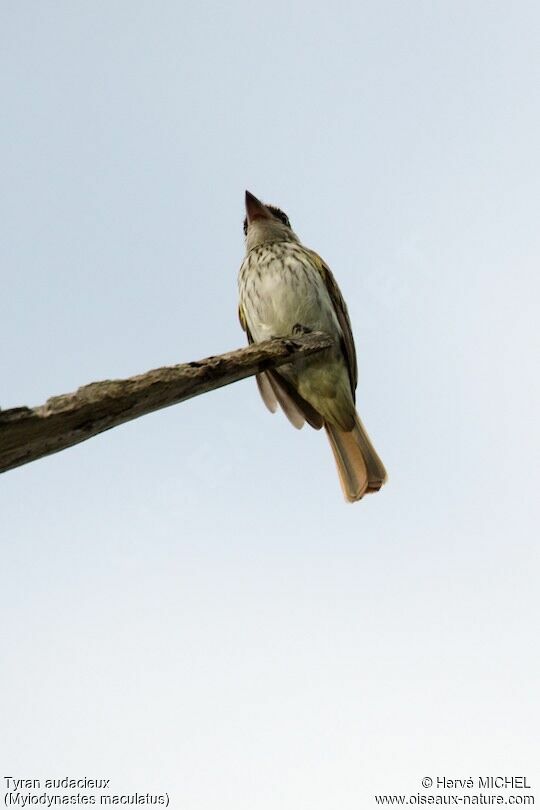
[[245, 190, 272, 224]]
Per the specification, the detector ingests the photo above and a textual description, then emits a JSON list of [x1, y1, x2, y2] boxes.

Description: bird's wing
[[238, 303, 278, 414], [238, 302, 249, 336], [238, 302, 322, 428], [304, 248, 358, 397]]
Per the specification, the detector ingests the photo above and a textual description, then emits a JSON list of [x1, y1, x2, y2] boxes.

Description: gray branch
[[0, 332, 332, 475]]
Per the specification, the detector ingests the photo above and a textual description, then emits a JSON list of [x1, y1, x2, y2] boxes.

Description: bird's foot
[[292, 323, 313, 336]]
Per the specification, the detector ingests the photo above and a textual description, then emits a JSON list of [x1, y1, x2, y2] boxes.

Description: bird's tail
[[324, 411, 387, 502]]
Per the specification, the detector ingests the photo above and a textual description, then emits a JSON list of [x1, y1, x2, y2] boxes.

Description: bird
[[238, 190, 387, 502]]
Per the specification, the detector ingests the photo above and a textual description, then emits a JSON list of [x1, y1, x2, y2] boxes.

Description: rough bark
[[0, 332, 332, 475]]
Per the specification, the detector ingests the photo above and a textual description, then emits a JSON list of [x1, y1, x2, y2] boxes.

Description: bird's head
[[243, 190, 299, 251]]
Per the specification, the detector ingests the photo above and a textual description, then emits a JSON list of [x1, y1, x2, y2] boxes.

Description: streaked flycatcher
[[238, 190, 387, 502]]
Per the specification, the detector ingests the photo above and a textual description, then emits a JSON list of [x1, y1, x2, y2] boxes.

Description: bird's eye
[[278, 212, 291, 227], [268, 206, 291, 228]]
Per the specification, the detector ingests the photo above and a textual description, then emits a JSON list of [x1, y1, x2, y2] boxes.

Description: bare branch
[[0, 332, 333, 475]]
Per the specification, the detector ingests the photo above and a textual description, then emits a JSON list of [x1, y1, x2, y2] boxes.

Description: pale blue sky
[[1, 2, 539, 807]]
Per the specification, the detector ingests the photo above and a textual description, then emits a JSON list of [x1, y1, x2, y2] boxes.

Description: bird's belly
[[243, 261, 338, 342], [239, 247, 355, 426]]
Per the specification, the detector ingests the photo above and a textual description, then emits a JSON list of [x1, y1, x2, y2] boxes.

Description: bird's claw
[[292, 323, 312, 336]]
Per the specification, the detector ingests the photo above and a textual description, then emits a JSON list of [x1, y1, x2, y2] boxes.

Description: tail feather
[[325, 412, 387, 502]]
